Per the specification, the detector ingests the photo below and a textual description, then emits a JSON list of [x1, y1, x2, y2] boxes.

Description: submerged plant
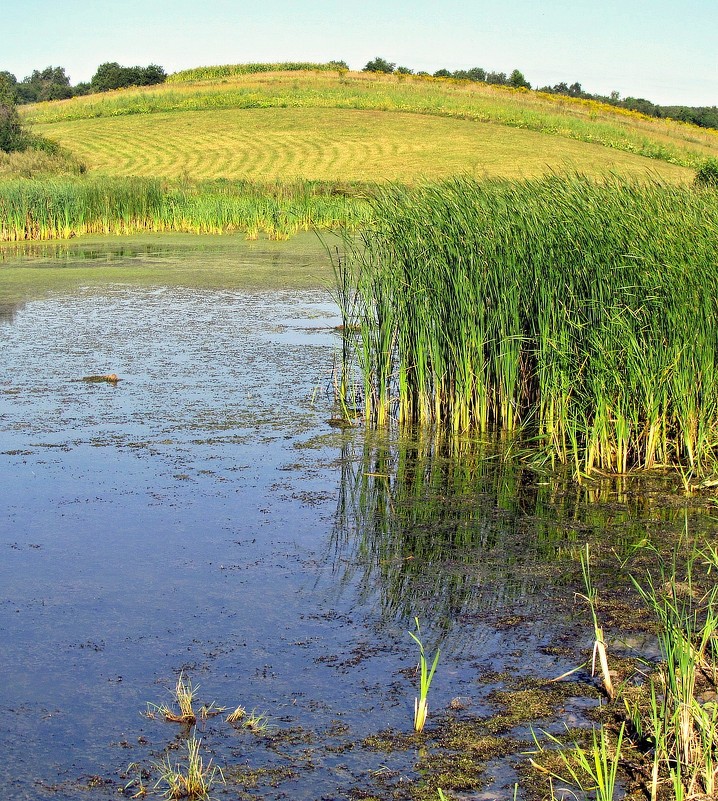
[[409, 617, 440, 732], [154, 736, 224, 800]]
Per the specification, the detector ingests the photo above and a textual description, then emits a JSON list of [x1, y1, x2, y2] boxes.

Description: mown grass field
[[21, 69, 716, 183], [32, 107, 693, 182], [4, 66, 717, 241]]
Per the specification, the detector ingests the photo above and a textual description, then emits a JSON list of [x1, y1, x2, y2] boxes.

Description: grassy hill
[[4, 66, 718, 241], [20, 69, 718, 183]]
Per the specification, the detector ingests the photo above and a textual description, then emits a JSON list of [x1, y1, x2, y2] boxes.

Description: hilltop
[[18, 67, 718, 183]]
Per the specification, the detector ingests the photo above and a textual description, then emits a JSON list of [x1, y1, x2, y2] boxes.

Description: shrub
[[363, 57, 395, 74], [695, 158, 718, 188]]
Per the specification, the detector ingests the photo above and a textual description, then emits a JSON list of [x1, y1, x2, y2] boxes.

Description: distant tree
[[0, 77, 24, 151], [17, 66, 72, 103], [621, 96, 658, 116], [363, 57, 395, 74], [509, 69, 531, 89], [466, 67, 487, 82], [91, 62, 127, 91], [396, 66, 413, 75], [433, 68, 452, 78], [91, 62, 167, 92], [485, 71, 508, 85], [0, 71, 18, 102], [72, 81, 92, 97]]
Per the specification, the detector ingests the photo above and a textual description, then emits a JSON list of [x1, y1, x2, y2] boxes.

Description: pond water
[[0, 235, 712, 800]]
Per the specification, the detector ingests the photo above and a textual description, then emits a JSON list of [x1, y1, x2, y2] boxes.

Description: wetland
[[1, 233, 717, 801]]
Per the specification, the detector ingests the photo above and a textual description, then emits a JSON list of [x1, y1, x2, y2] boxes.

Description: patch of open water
[[0, 236, 712, 800]]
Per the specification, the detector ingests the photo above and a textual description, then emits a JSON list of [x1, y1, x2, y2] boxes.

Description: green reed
[[630, 545, 718, 800], [0, 176, 369, 241], [337, 175, 718, 474]]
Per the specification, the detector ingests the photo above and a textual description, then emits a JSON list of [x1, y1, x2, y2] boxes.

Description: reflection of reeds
[[331, 433, 596, 621], [336, 176, 718, 475]]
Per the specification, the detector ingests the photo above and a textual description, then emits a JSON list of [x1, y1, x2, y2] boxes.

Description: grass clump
[[337, 174, 718, 476], [695, 157, 718, 187], [147, 672, 200, 724], [154, 736, 224, 800]]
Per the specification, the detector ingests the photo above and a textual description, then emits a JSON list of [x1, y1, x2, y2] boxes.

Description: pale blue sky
[[1, 0, 715, 105]]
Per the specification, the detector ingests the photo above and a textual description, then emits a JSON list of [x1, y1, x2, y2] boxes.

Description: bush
[[0, 101, 24, 152], [363, 57, 395, 74], [91, 62, 167, 92], [695, 158, 718, 188]]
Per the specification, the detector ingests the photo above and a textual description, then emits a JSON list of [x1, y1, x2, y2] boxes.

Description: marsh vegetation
[[337, 174, 718, 476]]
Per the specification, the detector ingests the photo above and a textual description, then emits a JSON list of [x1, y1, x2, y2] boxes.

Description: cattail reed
[[337, 175, 718, 474]]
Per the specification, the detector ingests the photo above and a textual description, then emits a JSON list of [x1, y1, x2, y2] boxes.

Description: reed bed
[[0, 176, 369, 241], [337, 175, 718, 474]]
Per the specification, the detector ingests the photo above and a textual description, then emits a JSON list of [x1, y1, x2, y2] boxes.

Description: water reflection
[[0, 301, 23, 324], [330, 431, 697, 624]]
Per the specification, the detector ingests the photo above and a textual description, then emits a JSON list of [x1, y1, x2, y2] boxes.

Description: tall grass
[[0, 176, 369, 241], [168, 61, 348, 82], [337, 175, 718, 474]]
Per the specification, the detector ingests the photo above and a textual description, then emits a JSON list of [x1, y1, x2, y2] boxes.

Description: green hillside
[[21, 69, 717, 183], [4, 67, 718, 241]]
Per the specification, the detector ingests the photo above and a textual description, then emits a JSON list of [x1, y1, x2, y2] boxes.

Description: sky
[[1, 0, 716, 106]]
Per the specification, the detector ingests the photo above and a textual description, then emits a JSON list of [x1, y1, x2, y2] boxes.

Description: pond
[[0, 234, 713, 801]]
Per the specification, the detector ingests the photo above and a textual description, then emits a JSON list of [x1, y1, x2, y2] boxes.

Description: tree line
[[363, 57, 718, 131], [1, 57, 716, 133], [0, 62, 167, 104]]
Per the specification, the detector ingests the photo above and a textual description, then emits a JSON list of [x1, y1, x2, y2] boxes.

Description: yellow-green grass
[[32, 107, 692, 183], [21, 70, 717, 179]]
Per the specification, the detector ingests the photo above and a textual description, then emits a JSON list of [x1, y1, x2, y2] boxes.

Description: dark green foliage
[[433, 69, 452, 78], [0, 71, 18, 103], [17, 66, 72, 103], [660, 105, 718, 129], [396, 66, 413, 75], [621, 96, 659, 116], [509, 69, 531, 89], [0, 75, 25, 152], [486, 71, 508, 85], [695, 158, 718, 188], [0, 101, 24, 152], [363, 57, 395, 74], [539, 81, 589, 98], [72, 82, 92, 97], [91, 62, 167, 92]]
